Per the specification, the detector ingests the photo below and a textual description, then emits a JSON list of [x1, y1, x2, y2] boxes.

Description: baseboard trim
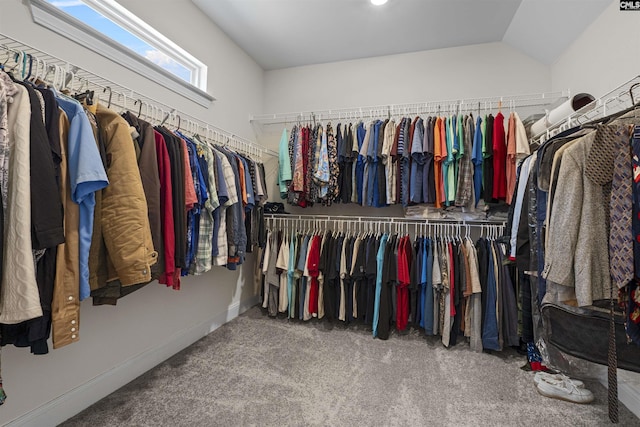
[[597, 371, 640, 420], [617, 377, 640, 420], [6, 296, 260, 427]]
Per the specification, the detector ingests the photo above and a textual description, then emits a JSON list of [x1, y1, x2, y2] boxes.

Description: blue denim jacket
[[472, 116, 484, 207], [218, 148, 246, 269], [482, 239, 500, 351]]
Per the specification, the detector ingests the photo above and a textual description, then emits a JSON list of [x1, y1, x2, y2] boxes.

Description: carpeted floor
[[61, 306, 639, 426]]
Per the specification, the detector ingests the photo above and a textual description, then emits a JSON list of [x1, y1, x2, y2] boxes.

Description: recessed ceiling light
[[371, 0, 388, 5]]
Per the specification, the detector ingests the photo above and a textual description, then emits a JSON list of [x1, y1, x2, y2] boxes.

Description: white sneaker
[[534, 371, 584, 388], [536, 376, 594, 404]]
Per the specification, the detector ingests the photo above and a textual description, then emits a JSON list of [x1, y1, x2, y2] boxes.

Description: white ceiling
[[192, 0, 611, 70]]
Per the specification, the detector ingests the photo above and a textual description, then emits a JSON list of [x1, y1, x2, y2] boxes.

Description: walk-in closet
[[0, 1, 639, 426]]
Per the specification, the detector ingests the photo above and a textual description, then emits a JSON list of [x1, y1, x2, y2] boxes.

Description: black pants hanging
[[356, 278, 367, 322], [323, 278, 338, 322], [365, 275, 376, 326], [345, 278, 354, 323], [519, 271, 534, 342], [378, 281, 394, 340]]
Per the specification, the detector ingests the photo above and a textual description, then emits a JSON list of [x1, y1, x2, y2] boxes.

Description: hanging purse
[[541, 302, 640, 374]]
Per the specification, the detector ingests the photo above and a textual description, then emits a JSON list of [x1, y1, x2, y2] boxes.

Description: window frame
[[28, 0, 214, 107]]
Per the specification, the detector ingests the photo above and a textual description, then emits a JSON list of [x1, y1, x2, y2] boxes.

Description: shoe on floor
[[536, 376, 594, 404], [534, 371, 584, 388]]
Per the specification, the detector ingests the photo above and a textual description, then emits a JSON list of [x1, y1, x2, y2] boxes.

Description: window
[[28, 0, 214, 106], [48, 0, 194, 83]]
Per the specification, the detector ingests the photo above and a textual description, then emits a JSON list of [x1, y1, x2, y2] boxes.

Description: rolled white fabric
[[530, 93, 595, 136]]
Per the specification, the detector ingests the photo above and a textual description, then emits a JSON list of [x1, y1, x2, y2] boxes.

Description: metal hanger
[[4, 51, 23, 75], [103, 86, 113, 108], [160, 108, 174, 126], [0, 47, 12, 70], [24, 54, 33, 80], [134, 99, 143, 118]]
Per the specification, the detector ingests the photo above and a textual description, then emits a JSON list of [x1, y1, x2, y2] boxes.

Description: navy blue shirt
[[356, 123, 366, 205]]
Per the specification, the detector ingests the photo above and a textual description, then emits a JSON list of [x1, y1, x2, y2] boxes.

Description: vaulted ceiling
[[192, 0, 611, 70]]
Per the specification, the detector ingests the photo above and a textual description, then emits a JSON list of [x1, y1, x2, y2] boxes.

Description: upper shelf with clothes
[[0, 33, 277, 159], [256, 91, 572, 215]]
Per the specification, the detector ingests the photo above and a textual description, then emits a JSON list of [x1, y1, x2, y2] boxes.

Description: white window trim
[[28, 0, 214, 107]]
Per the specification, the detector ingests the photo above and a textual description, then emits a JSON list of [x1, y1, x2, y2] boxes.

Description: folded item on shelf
[[264, 202, 289, 214]]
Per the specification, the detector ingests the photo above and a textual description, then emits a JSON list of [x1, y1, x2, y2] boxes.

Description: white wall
[[260, 41, 552, 216], [264, 41, 551, 114], [0, 1, 269, 425], [552, 0, 640, 99], [1, 0, 265, 141]]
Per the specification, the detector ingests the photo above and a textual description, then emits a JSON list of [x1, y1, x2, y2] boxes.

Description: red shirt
[[396, 236, 411, 331], [492, 112, 507, 200], [307, 235, 321, 314], [395, 236, 407, 286]]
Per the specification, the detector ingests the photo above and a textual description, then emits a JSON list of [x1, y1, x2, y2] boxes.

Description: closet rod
[[250, 91, 570, 126], [264, 213, 506, 227], [531, 74, 640, 146], [0, 33, 277, 159]]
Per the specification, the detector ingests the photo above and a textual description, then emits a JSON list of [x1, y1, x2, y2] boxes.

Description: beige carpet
[[61, 306, 639, 426]]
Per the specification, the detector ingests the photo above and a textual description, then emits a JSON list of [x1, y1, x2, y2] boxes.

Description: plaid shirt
[[454, 115, 475, 207], [193, 141, 219, 274]]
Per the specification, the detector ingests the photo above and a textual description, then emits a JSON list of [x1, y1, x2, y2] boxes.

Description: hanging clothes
[[505, 112, 530, 204], [540, 124, 626, 306], [504, 108, 640, 362], [377, 234, 397, 340], [434, 117, 445, 208], [492, 112, 507, 201], [0, 74, 65, 355], [278, 128, 291, 198], [277, 104, 541, 213], [0, 69, 270, 356], [394, 235, 408, 331], [88, 104, 158, 303], [410, 118, 425, 204], [262, 216, 518, 356], [372, 233, 389, 337], [455, 115, 475, 208], [483, 114, 494, 204], [471, 116, 484, 207]]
